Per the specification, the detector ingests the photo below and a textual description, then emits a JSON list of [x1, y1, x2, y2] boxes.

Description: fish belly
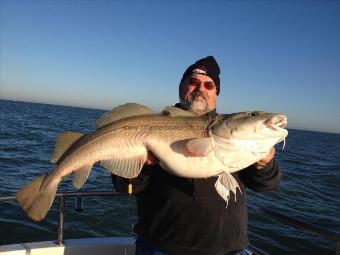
[[147, 139, 225, 178]]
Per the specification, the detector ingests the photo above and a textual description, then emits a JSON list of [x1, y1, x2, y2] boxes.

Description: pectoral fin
[[186, 137, 213, 156], [100, 153, 147, 178], [215, 172, 241, 205]]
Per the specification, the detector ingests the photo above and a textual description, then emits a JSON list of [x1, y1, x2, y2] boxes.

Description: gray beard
[[180, 98, 210, 116]]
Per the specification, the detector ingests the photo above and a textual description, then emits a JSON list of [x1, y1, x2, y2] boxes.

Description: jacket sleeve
[[238, 158, 282, 192], [111, 165, 156, 194]]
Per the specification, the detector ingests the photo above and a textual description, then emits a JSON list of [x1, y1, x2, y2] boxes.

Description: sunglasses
[[188, 78, 216, 91]]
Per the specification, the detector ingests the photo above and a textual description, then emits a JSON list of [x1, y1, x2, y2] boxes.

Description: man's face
[[179, 73, 217, 116]]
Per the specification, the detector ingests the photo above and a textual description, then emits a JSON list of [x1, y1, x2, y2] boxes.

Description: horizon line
[[1, 97, 339, 135]]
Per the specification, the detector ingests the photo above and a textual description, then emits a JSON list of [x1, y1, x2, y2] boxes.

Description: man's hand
[[255, 147, 275, 169], [145, 151, 159, 165]]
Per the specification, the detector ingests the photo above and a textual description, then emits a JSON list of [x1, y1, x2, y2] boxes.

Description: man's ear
[[179, 81, 186, 100]]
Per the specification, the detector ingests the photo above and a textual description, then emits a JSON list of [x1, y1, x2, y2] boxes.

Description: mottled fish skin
[[55, 115, 212, 178], [16, 114, 212, 221], [16, 104, 288, 221]]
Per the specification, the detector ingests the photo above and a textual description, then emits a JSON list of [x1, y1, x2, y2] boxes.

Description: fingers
[[264, 147, 275, 163], [255, 147, 276, 169], [145, 151, 159, 165]]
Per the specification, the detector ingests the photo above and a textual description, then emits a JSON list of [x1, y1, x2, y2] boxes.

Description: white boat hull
[[0, 237, 135, 255]]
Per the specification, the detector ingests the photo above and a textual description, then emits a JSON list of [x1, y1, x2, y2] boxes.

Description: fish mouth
[[266, 115, 288, 131]]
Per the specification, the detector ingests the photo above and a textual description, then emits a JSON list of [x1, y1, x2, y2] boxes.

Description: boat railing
[[1, 191, 339, 254]]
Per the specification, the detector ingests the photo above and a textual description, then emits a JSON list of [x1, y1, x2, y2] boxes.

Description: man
[[112, 56, 280, 255]]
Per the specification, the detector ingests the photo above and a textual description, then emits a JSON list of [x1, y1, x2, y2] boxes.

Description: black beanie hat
[[181, 56, 221, 95]]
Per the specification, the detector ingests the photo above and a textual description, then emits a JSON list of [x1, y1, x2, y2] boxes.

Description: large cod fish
[[16, 103, 288, 221]]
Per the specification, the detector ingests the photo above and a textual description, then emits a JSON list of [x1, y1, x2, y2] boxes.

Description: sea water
[[0, 99, 339, 254]]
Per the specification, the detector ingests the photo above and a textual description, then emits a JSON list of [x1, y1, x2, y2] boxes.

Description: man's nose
[[194, 82, 205, 92]]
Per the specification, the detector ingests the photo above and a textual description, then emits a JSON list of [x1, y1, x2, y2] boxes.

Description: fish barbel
[[16, 103, 288, 221]]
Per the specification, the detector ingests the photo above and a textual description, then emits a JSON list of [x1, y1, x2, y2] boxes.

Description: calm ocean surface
[[0, 99, 339, 254]]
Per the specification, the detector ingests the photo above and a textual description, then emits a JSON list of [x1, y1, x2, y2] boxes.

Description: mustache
[[190, 91, 208, 101]]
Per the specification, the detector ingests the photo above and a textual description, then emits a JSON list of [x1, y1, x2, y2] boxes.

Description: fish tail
[[16, 174, 57, 221]]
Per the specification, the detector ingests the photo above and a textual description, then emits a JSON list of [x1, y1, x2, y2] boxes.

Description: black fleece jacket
[[113, 160, 281, 255]]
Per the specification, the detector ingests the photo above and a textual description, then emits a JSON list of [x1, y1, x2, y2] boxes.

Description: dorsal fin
[[50, 131, 85, 164], [96, 103, 156, 129], [161, 106, 195, 117]]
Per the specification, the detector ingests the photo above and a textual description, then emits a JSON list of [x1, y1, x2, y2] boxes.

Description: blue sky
[[1, 1, 339, 134]]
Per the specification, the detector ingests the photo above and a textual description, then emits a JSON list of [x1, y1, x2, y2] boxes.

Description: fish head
[[211, 111, 288, 149]]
